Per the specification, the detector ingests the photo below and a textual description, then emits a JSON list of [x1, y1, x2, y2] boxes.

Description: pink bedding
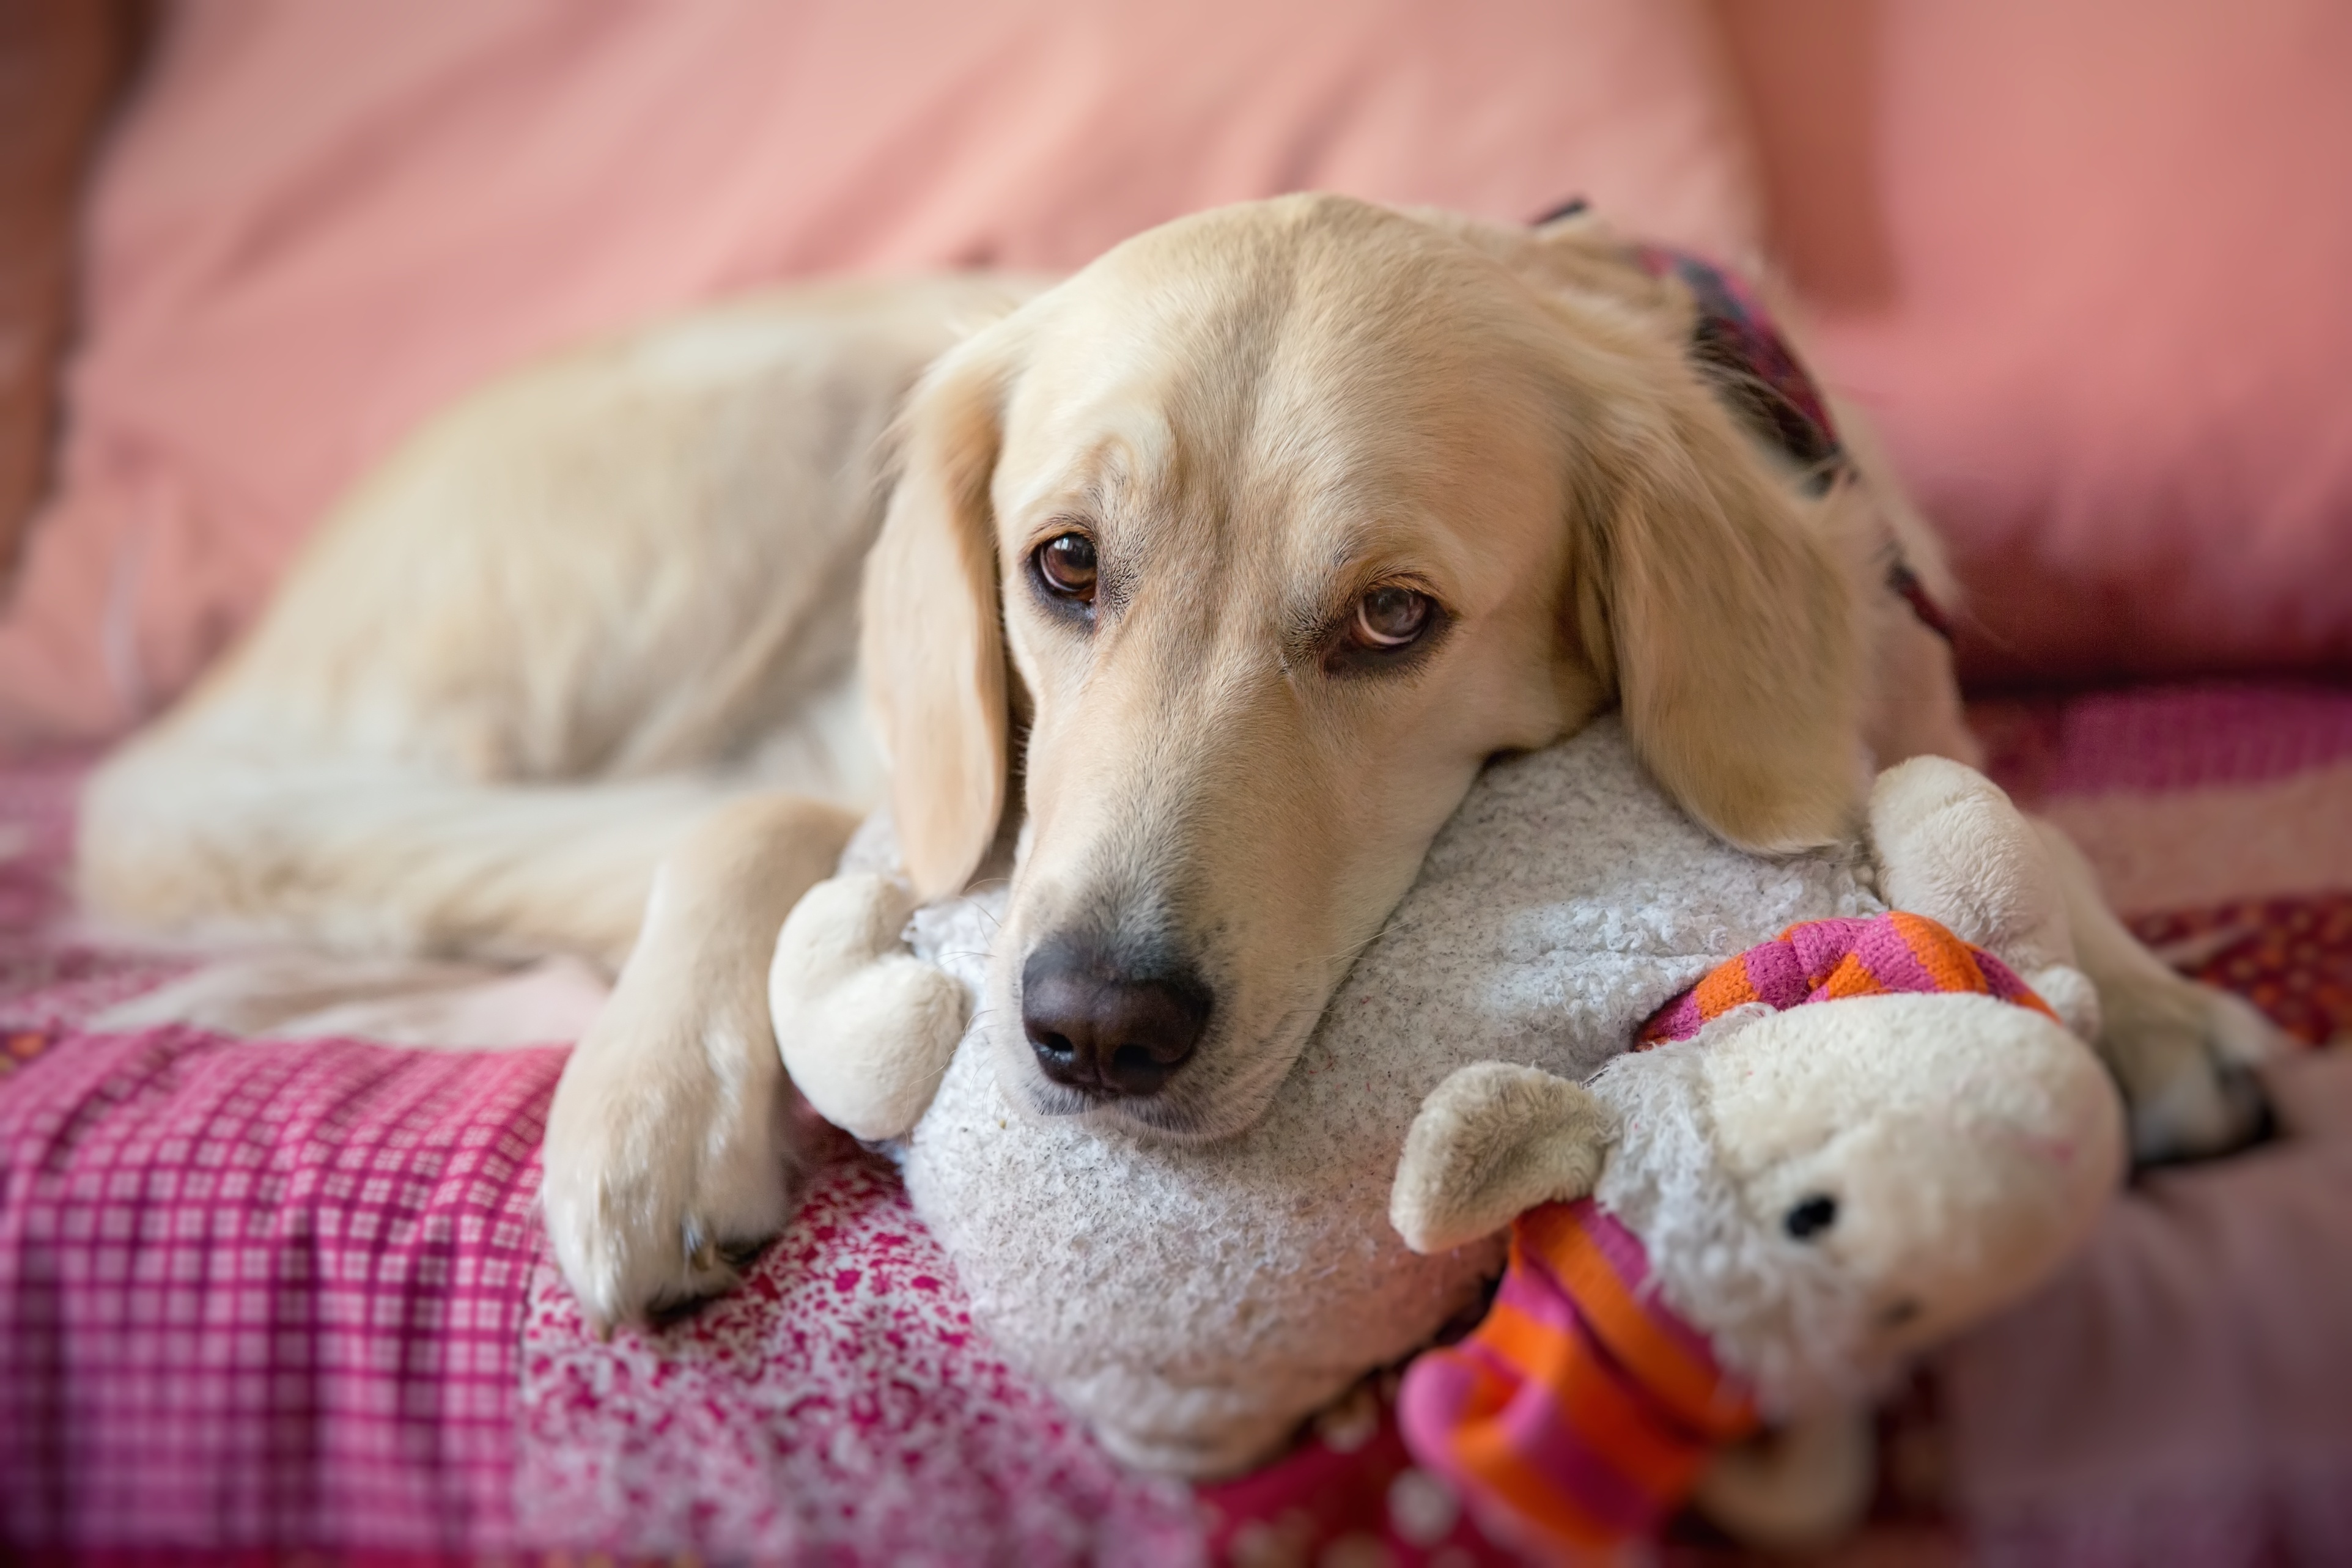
[[2, 682, 2348, 1566], [0, 1031, 550, 1550], [0, 0, 1757, 751], [1734, 0, 2352, 681], [17, 2, 2351, 753]]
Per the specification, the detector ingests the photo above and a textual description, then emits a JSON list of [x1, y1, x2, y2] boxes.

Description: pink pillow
[[1743, 0, 2352, 682], [0, 0, 1760, 749]]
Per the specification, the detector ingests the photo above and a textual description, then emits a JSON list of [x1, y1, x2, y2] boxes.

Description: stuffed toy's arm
[[770, 873, 970, 1141], [1690, 1408, 1877, 1553], [1867, 757, 2099, 1040]]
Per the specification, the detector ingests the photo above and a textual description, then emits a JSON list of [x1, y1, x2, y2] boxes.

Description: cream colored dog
[[77, 196, 2272, 1330]]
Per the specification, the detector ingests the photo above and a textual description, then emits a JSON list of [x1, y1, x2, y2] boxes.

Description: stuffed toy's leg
[[1865, 758, 2095, 1037]]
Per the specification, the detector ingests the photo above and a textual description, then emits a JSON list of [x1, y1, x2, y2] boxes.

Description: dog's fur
[[78, 197, 2273, 1329]]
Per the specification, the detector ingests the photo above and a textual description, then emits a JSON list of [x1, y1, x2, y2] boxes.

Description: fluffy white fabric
[[876, 718, 1878, 1475]]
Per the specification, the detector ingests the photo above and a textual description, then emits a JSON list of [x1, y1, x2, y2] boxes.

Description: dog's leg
[[86, 742, 860, 1319], [540, 792, 856, 1331], [80, 743, 729, 965], [2033, 820, 2279, 1163]]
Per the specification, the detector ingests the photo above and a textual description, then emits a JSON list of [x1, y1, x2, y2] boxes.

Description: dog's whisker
[[1311, 932, 1385, 967]]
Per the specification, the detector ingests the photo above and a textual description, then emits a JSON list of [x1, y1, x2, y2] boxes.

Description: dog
[[77, 195, 2275, 1331]]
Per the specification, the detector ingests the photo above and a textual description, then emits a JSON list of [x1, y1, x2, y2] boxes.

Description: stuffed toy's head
[[771, 721, 2123, 1514], [1389, 912, 2122, 1558]]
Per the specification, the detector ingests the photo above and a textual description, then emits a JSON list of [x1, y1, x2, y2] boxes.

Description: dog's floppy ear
[[1392, 1063, 1613, 1254], [861, 325, 1023, 900], [1566, 362, 1865, 855]]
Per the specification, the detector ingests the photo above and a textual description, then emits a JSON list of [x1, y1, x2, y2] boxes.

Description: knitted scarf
[[1398, 911, 2054, 1562], [1639, 910, 2058, 1047], [1399, 1198, 1756, 1563]]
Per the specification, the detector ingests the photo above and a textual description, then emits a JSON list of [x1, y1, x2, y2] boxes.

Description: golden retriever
[[78, 196, 2272, 1330]]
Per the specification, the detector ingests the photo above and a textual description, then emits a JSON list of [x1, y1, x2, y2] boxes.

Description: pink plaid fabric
[[1976, 682, 2352, 800], [0, 1025, 558, 1553]]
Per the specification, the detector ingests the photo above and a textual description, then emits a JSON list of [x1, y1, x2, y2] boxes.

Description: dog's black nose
[[1021, 941, 1212, 1097]]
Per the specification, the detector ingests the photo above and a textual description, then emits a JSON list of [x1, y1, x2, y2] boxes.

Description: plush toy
[[770, 720, 2123, 1548], [1388, 907, 2113, 1557]]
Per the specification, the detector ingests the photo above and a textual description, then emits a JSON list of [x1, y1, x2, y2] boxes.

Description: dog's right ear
[[1564, 352, 1867, 856], [861, 325, 1023, 901]]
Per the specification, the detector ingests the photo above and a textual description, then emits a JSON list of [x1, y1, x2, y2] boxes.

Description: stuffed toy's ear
[[1392, 1063, 1614, 1254]]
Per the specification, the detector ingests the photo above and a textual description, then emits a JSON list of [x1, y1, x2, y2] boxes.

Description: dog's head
[[863, 194, 1865, 1141]]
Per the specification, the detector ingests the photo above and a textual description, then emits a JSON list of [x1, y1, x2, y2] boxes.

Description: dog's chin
[[981, 1006, 1319, 1146]]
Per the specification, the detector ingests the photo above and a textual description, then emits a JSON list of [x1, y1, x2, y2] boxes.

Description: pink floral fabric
[[516, 1155, 1201, 1564]]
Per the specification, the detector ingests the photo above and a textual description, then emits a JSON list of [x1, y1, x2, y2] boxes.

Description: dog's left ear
[[1562, 343, 1865, 854], [861, 323, 1025, 900]]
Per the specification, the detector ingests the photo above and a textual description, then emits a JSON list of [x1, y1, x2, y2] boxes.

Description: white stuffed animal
[[770, 720, 2122, 1547]]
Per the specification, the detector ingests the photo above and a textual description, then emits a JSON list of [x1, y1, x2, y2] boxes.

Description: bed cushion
[[1733, 0, 2352, 681], [0, 0, 1759, 750], [0, 1029, 553, 1551]]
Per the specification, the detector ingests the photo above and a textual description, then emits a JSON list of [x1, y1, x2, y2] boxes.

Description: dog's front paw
[[2032, 817, 2282, 1165], [540, 986, 797, 1333], [2098, 965, 2280, 1165], [771, 873, 970, 1141]]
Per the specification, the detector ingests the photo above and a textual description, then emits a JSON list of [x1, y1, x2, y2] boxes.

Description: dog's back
[[79, 274, 1030, 966]]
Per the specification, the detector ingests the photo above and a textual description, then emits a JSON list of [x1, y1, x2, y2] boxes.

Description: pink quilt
[[2, 683, 2348, 1566]]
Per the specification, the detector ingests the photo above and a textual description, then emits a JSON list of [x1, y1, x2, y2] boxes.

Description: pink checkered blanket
[[2, 683, 2349, 1566], [0, 1029, 553, 1551]]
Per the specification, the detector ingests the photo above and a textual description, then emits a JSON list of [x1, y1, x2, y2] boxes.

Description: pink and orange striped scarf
[[1398, 1198, 1756, 1562], [1638, 910, 2056, 1047], [1398, 911, 2054, 1561]]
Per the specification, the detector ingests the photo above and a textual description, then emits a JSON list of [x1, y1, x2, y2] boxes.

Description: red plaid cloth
[[0, 1026, 557, 1553], [2, 679, 2345, 1566]]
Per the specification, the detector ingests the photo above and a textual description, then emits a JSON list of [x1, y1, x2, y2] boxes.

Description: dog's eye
[[1783, 1193, 1839, 1241], [1351, 585, 1432, 649], [1034, 533, 1097, 602]]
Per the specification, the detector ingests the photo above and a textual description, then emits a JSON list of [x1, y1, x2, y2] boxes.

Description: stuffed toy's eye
[[1035, 533, 1098, 602], [1783, 1193, 1839, 1240]]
